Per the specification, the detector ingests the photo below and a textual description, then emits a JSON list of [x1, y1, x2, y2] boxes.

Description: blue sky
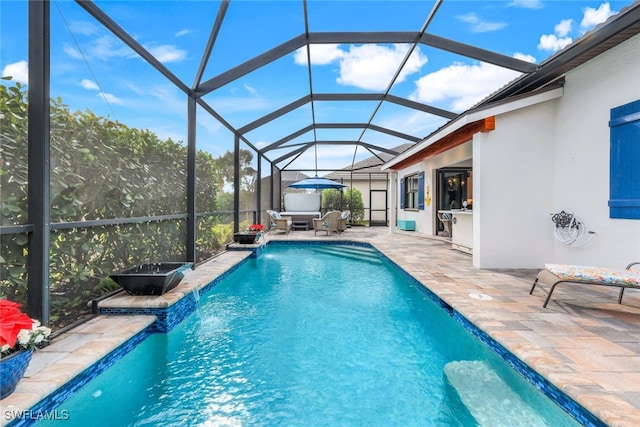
[[1, 0, 633, 174]]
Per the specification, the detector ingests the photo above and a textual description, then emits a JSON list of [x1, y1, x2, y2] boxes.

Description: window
[[609, 99, 640, 219], [400, 172, 424, 210]]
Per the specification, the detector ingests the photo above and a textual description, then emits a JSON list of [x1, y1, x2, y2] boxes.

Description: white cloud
[[2, 61, 28, 84], [337, 44, 427, 91], [148, 85, 184, 108], [81, 79, 99, 91], [82, 79, 121, 105], [90, 35, 135, 60], [197, 114, 222, 137], [100, 92, 122, 105], [508, 0, 543, 9], [124, 81, 145, 96], [243, 83, 259, 96], [69, 20, 100, 36], [146, 45, 187, 63], [555, 19, 573, 37], [581, 2, 615, 31], [538, 34, 573, 52], [294, 44, 427, 91], [514, 53, 536, 63], [174, 29, 191, 38], [538, 18, 574, 52], [294, 44, 345, 65], [377, 111, 447, 140], [537, 3, 616, 54], [63, 44, 84, 60], [456, 13, 508, 33], [410, 55, 534, 112]]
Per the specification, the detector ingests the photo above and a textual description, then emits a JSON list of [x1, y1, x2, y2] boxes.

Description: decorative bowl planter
[[110, 262, 193, 296], [233, 232, 260, 244], [0, 349, 33, 399]]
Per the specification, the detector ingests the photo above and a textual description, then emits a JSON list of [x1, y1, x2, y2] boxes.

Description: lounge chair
[[266, 210, 292, 234], [530, 262, 640, 308], [338, 210, 350, 232], [313, 211, 341, 236]]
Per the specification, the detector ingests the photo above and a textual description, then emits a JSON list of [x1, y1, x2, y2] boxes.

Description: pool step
[[311, 245, 382, 264], [443, 360, 547, 427]]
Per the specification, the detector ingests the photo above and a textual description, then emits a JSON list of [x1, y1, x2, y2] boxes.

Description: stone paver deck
[[2, 227, 640, 426]]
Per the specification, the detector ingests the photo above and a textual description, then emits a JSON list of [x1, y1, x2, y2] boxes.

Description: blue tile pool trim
[[15, 241, 602, 426], [7, 325, 153, 427], [453, 312, 605, 427], [267, 239, 373, 249], [98, 259, 248, 333], [365, 241, 605, 427]]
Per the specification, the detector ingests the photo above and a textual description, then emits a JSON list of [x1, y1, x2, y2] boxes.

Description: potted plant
[[248, 224, 264, 234], [0, 300, 51, 399]]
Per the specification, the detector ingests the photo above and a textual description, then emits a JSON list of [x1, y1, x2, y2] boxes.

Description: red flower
[[0, 300, 34, 348], [248, 224, 264, 232]]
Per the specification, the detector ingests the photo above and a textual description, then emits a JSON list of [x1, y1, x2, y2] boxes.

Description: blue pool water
[[39, 244, 582, 426]]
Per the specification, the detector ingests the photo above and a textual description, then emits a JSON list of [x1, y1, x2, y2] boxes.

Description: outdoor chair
[[338, 210, 350, 232], [313, 211, 342, 236], [266, 210, 292, 234], [530, 262, 640, 308]]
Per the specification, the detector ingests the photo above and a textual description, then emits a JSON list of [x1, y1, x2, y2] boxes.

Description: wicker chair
[[313, 211, 341, 236], [266, 210, 292, 234], [338, 210, 350, 232]]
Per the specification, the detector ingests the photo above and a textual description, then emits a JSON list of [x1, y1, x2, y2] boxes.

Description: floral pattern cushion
[[545, 264, 640, 287]]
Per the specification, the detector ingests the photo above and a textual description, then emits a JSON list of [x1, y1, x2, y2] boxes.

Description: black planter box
[[110, 262, 193, 296], [233, 232, 259, 244]]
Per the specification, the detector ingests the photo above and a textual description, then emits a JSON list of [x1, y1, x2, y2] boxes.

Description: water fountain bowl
[[110, 262, 193, 296]]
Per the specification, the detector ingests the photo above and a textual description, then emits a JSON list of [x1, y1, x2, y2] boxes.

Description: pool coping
[[2, 232, 639, 425], [0, 251, 252, 426]]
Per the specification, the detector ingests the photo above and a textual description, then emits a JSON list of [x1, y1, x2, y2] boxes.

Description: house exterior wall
[[551, 33, 640, 268], [392, 33, 640, 269], [476, 33, 640, 268], [473, 105, 556, 268]]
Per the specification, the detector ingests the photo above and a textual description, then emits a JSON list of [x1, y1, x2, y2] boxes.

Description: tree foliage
[[0, 82, 255, 328], [321, 188, 365, 224]]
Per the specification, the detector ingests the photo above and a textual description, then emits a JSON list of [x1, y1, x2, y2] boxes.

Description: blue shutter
[[609, 99, 640, 219], [418, 172, 425, 210], [400, 178, 405, 209]]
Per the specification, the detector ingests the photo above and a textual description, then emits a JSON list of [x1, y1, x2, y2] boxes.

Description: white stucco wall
[[473, 105, 556, 268], [391, 33, 640, 269], [476, 33, 640, 268], [550, 33, 640, 268]]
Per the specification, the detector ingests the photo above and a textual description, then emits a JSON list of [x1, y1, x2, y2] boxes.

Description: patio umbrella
[[287, 176, 346, 190]]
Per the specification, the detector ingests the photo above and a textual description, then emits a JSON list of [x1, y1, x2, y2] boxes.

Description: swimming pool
[[38, 243, 583, 426]]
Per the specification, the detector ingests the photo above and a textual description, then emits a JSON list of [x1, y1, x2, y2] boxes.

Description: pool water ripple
[[39, 244, 581, 426]]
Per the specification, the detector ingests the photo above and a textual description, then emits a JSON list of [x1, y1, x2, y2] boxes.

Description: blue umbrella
[[287, 176, 346, 189]]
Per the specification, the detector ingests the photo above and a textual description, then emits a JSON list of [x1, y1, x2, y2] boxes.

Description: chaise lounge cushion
[[545, 264, 640, 287]]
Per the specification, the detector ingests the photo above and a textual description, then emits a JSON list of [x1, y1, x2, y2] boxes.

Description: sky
[[0, 0, 634, 174]]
